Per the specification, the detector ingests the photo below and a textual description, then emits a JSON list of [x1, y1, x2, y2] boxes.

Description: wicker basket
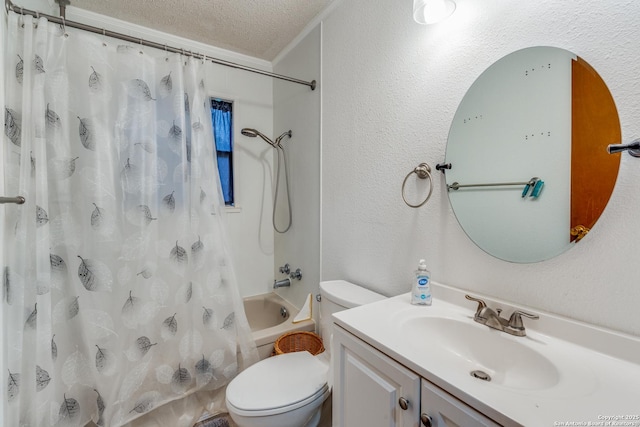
[[274, 331, 325, 356]]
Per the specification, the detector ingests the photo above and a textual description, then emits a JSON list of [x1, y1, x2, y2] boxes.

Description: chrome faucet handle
[[507, 310, 539, 330], [279, 263, 290, 275], [289, 268, 302, 280], [464, 295, 487, 316]]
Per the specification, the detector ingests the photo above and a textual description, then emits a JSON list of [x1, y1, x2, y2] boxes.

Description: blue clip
[[530, 180, 544, 198]]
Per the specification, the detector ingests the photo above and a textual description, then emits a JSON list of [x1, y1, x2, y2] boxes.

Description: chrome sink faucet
[[465, 295, 539, 337]]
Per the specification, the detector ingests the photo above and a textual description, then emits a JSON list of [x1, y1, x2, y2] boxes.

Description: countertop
[[332, 282, 640, 426]]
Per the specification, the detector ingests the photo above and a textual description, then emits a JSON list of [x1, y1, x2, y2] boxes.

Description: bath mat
[[194, 414, 235, 427]]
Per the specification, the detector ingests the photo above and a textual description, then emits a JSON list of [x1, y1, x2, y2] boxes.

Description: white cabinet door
[[420, 379, 501, 427], [333, 326, 420, 427]]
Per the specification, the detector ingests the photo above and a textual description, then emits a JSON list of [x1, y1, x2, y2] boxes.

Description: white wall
[[272, 26, 322, 313], [208, 66, 276, 298], [320, 0, 640, 336]]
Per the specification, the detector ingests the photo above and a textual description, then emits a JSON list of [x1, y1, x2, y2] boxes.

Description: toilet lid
[[226, 351, 328, 412]]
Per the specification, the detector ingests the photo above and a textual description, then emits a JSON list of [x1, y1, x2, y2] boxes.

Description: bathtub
[[244, 293, 316, 359]]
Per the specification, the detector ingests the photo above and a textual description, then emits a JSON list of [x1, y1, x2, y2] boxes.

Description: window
[[211, 99, 234, 206]]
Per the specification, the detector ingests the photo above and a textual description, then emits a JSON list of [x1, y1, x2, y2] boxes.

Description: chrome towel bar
[[447, 177, 538, 191], [448, 177, 544, 198]]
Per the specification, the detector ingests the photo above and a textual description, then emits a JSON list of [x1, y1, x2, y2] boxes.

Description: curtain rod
[[4, 0, 317, 90]]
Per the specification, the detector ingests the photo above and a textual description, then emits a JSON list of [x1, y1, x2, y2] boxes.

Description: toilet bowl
[[226, 280, 385, 427], [226, 351, 330, 427]]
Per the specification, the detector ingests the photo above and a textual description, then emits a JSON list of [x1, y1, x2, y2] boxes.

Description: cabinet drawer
[[420, 379, 501, 427]]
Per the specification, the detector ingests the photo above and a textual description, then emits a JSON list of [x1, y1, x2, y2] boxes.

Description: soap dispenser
[[411, 259, 432, 306]]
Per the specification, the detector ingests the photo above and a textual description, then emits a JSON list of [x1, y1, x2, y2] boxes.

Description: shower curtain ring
[[102, 28, 107, 46], [139, 38, 144, 55], [165, 44, 169, 61]]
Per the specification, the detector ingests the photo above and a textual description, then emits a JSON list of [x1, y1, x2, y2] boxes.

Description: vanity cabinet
[[333, 325, 420, 427], [333, 325, 500, 427]]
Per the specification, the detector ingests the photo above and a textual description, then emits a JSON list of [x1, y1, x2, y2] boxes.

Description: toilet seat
[[226, 351, 329, 417]]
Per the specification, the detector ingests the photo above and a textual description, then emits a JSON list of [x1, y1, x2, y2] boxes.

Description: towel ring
[[402, 163, 434, 208]]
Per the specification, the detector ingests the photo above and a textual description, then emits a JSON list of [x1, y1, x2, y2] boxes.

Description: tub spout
[[273, 278, 291, 289]]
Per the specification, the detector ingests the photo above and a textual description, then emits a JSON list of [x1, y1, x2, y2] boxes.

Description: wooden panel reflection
[[570, 57, 621, 241]]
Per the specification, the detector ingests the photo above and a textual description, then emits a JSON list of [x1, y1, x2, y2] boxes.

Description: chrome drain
[[470, 370, 491, 381]]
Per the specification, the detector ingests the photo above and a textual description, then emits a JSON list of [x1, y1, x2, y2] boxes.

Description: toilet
[[225, 280, 386, 427]]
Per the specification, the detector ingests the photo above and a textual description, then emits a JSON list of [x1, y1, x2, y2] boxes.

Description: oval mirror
[[444, 46, 621, 263]]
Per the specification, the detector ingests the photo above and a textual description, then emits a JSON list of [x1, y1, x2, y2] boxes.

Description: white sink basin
[[402, 316, 560, 390]]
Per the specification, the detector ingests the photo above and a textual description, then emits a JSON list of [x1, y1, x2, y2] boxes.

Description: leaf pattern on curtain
[[78, 117, 96, 150], [16, 55, 24, 84], [88, 66, 103, 93], [7, 371, 20, 401], [127, 78, 156, 101], [2, 266, 12, 304], [34, 54, 45, 73], [3, 12, 257, 427], [45, 103, 61, 128], [159, 72, 173, 98], [95, 389, 106, 426], [58, 394, 82, 424], [4, 108, 21, 146], [36, 365, 51, 391]]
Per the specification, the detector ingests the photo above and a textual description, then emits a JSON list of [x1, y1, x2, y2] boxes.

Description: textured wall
[[273, 26, 322, 312], [320, 0, 640, 336]]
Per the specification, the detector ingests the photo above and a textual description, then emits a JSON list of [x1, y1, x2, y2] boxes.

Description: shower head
[[241, 128, 277, 147], [240, 128, 259, 138], [241, 128, 292, 148], [241, 128, 294, 233]]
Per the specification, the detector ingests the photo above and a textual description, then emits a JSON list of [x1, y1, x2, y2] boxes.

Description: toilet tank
[[319, 280, 385, 341]]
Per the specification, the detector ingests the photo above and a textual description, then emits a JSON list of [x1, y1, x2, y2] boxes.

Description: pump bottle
[[411, 259, 432, 305]]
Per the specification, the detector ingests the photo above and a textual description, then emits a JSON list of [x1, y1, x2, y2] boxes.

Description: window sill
[[225, 205, 242, 214]]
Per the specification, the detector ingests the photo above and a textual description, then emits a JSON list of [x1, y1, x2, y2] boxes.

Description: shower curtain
[[2, 13, 257, 427]]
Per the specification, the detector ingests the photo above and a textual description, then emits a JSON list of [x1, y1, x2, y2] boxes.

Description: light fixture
[[413, 0, 456, 25]]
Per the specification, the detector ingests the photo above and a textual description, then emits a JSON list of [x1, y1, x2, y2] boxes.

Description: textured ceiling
[[69, 0, 334, 61]]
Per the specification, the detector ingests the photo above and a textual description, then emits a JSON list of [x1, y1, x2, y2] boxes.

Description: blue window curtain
[[211, 99, 234, 205]]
